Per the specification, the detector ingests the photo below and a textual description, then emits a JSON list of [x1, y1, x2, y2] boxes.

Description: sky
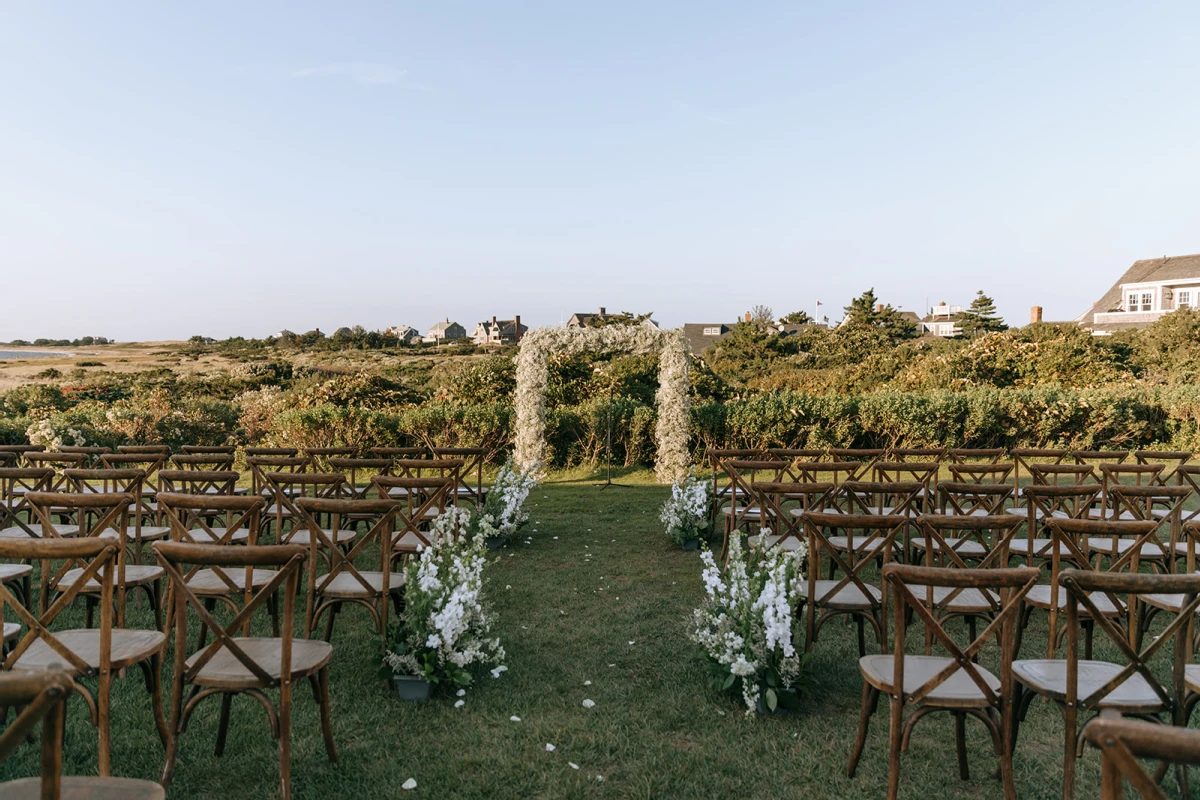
[[2, 1, 1198, 341]]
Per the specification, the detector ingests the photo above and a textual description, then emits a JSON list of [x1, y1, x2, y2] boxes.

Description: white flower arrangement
[[474, 458, 539, 541], [690, 534, 811, 714], [660, 470, 711, 546], [379, 508, 506, 689], [26, 418, 85, 451], [512, 325, 691, 484]]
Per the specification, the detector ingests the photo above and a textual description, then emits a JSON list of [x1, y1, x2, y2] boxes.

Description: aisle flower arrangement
[[659, 471, 710, 548], [473, 458, 539, 545], [690, 533, 811, 714], [379, 508, 506, 693]]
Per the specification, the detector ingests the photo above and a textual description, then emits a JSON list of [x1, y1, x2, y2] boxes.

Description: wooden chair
[[1085, 712, 1200, 800], [298, 497, 405, 641], [0, 468, 54, 539], [1101, 465, 1168, 521], [706, 448, 761, 512], [244, 447, 298, 458], [947, 445, 1010, 486], [1134, 450, 1192, 486], [158, 469, 239, 496], [948, 448, 1006, 465], [368, 446, 428, 461], [830, 448, 887, 477], [1029, 463, 1099, 487], [1012, 447, 1071, 495], [787, 460, 863, 486], [101, 451, 169, 502], [117, 445, 172, 456], [716, 460, 786, 559], [0, 537, 167, 776], [171, 452, 236, 472], [933, 481, 1014, 517], [180, 445, 236, 456], [304, 446, 357, 473], [1073, 450, 1131, 470], [432, 447, 491, 504], [748, 482, 833, 551], [63, 468, 170, 565], [1009, 484, 1103, 565], [888, 447, 946, 463], [1013, 569, 1200, 800], [59, 446, 112, 468], [156, 541, 336, 800], [260, 472, 351, 554], [327, 457, 392, 499], [246, 455, 310, 499], [799, 511, 907, 655], [874, 462, 940, 512], [368, 476, 454, 561], [386, 457, 465, 491], [25, 453, 86, 490], [0, 444, 46, 467], [0, 670, 165, 799], [1089, 486, 1189, 573], [847, 563, 1038, 800]]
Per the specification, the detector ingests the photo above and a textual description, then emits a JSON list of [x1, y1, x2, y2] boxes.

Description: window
[[703, 327, 720, 335], [1127, 292, 1140, 312], [1142, 292, 1154, 311], [1178, 290, 1192, 309]]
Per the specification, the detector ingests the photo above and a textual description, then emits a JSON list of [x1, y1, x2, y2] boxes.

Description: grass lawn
[[0, 468, 1182, 798]]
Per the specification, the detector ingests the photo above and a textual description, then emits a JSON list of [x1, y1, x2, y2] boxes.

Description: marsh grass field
[[2, 467, 1184, 798]]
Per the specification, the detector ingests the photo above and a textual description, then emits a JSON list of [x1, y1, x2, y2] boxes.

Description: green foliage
[[842, 288, 918, 342], [956, 290, 1007, 337], [778, 310, 812, 325]]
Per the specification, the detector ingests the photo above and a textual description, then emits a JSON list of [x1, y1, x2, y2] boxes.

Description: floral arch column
[[513, 325, 691, 484]]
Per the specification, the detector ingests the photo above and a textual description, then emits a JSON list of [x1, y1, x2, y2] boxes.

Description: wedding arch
[[513, 325, 690, 484]]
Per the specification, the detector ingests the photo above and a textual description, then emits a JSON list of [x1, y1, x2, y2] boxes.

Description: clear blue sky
[[2, 2, 1198, 341]]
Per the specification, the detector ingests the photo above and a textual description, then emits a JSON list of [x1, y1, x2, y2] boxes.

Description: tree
[[588, 311, 655, 328], [778, 310, 812, 325], [749, 305, 774, 327], [842, 289, 918, 342], [956, 290, 1007, 338]]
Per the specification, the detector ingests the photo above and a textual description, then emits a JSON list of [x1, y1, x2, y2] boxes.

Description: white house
[[918, 303, 964, 337], [424, 319, 466, 343], [471, 315, 527, 346], [384, 325, 419, 344], [1080, 254, 1200, 334]]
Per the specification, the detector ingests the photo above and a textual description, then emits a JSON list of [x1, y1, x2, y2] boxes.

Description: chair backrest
[[837, 480, 924, 517], [1134, 450, 1192, 486], [707, 449, 763, 500], [1173, 465, 1200, 524], [328, 458, 392, 499], [0, 670, 78, 800], [158, 492, 264, 547], [766, 448, 825, 462], [1028, 463, 1097, 486], [432, 447, 490, 502], [58, 445, 112, 467], [101, 452, 168, 497], [117, 444, 172, 456], [25, 490, 131, 540], [721, 460, 786, 529], [171, 452, 236, 471], [884, 562, 1038, 710], [1107, 485, 1189, 535], [24, 452, 86, 488], [947, 463, 1014, 485], [368, 476, 454, 551], [828, 448, 886, 475], [802, 510, 908, 619], [788, 460, 863, 485], [750, 482, 833, 546], [1072, 450, 1130, 469], [1061, 569, 1200, 718], [947, 448, 1006, 465], [0, 468, 54, 537], [244, 447, 298, 457], [156, 541, 307, 691], [0, 537, 118, 675], [914, 513, 1024, 572], [63, 468, 148, 540], [888, 447, 946, 463], [369, 446, 429, 461], [872, 462, 939, 505], [0, 444, 46, 467], [1085, 714, 1200, 800], [158, 469, 239, 496], [1011, 447, 1070, 492], [305, 447, 358, 473], [0, 452, 15, 466], [246, 456, 310, 495], [936, 482, 1014, 515], [261, 472, 347, 539], [181, 445, 236, 455]]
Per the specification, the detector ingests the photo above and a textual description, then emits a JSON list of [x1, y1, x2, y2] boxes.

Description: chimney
[[492, 315, 497, 326], [514, 315, 522, 341], [745, 312, 751, 323], [599, 307, 606, 315], [1031, 306, 1043, 324], [875, 303, 885, 314]]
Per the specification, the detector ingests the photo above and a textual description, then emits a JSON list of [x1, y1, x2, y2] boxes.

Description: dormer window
[[1179, 290, 1193, 309], [703, 327, 720, 335]]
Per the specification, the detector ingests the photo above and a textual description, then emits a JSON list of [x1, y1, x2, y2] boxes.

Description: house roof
[[1081, 253, 1200, 331], [428, 320, 461, 333], [681, 323, 734, 355]]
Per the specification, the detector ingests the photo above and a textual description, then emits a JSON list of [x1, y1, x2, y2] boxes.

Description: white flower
[[545, 743, 556, 752], [454, 699, 465, 708], [510, 716, 521, 722], [456, 689, 466, 697], [584, 680, 591, 686], [402, 778, 417, 790], [582, 699, 595, 709], [569, 762, 579, 770], [491, 665, 508, 678]]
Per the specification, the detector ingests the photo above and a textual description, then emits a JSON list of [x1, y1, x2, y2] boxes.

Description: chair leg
[[887, 695, 904, 800], [1062, 700, 1076, 800], [215, 693, 233, 756], [279, 678, 292, 800], [847, 681, 878, 778], [311, 667, 338, 763], [954, 711, 969, 781], [324, 602, 340, 643], [98, 665, 112, 776], [141, 651, 169, 747], [857, 617, 867, 657]]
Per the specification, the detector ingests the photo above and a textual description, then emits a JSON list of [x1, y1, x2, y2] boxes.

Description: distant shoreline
[[0, 350, 73, 359]]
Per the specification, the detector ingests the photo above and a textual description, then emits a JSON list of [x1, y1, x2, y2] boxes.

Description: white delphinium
[[660, 470, 711, 546], [690, 534, 809, 714], [475, 458, 539, 541]]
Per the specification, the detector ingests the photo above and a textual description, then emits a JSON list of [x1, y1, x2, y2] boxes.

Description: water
[[0, 351, 71, 360]]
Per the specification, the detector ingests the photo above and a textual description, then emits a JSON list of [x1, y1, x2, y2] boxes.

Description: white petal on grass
[[402, 778, 417, 790], [510, 715, 521, 722], [545, 743, 556, 752], [584, 680, 592, 686], [456, 689, 466, 697], [582, 699, 596, 709], [454, 699, 465, 708], [569, 762, 579, 770]]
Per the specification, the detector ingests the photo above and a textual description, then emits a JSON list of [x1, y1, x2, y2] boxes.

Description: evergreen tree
[[778, 310, 812, 325], [843, 288, 918, 341], [957, 290, 1007, 337]]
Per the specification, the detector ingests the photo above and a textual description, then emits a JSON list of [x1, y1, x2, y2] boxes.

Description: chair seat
[[316, 570, 405, 599], [392, 530, 433, 551], [1009, 539, 1072, 557], [910, 537, 987, 557], [1107, 509, 1171, 521], [11, 629, 166, 672], [186, 568, 278, 595], [1026, 585, 1123, 615], [0, 523, 80, 539], [1, 775, 166, 799], [1015, 659, 1165, 710], [185, 637, 333, 690], [1183, 664, 1200, 696], [860, 654, 1000, 707], [59, 565, 164, 591], [818, 506, 901, 516], [3, 621, 18, 641], [1142, 591, 1200, 615], [747, 534, 805, 551], [827, 535, 897, 555], [721, 505, 763, 518], [120, 525, 171, 542], [1004, 508, 1074, 520], [1085, 538, 1170, 558], [924, 508, 1007, 517], [0, 562, 33, 583], [182, 527, 252, 544], [798, 579, 882, 609], [906, 585, 1000, 614], [285, 528, 357, 547]]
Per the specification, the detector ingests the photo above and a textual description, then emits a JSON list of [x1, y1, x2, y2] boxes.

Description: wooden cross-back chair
[[1172, 465, 1200, 525], [829, 448, 887, 475], [717, 459, 786, 559], [172, 452, 236, 472], [24, 452, 86, 491], [368, 476, 454, 561], [1134, 450, 1193, 486], [787, 460, 863, 486], [0, 444, 46, 466], [102, 451, 168, 499], [1010, 484, 1103, 566], [58, 446, 112, 468], [1073, 450, 1131, 469], [386, 457, 464, 483], [873, 462, 939, 510], [1089, 486, 1190, 574], [822, 481, 923, 570], [1029, 463, 1098, 487], [181, 445, 236, 456], [328, 457, 392, 499], [1101, 464, 1167, 518], [948, 448, 1006, 465], [706, 449, 762, 512], [27, 490, 164, 629], [433, 447, 491, 504], [847, 563, 1038, 800], [159, 469, 239, 496], [0, 670, 167, 799], [155, 541, 336, 800], [766, 447, 825, 462], [63, 467, 169, 564], [935, 482, 1014, 517], [908, 515, 1027, 647], [117, 444, 172, 456], [799, 511, 907, 656], [1014, 569, 1200, 800], [0, 452, 14, 467], [369, 446, 429, 461], [246, 455, 310, 498], [1012, 447, 1070, 495], [245, 447, 298, 458], [949, 462, 1014, 485], [748, 482, 833, 551], [259, 472, 350, 552], [0, 467, 54, 539], [297, 497, 406, 641], [888, 447, 946, 463], [1085, 713, 1200, 800], [0, 536, 167, 777]]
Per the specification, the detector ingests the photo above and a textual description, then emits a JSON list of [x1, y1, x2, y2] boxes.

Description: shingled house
[[1079, 254, 1200, 334], [471, 315, 527, 346], [424, 319, 466, 343]]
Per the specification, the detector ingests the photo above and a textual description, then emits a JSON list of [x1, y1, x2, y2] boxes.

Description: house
[[471, 315, 527, 346], [567, 307, 659, 329], [1080, 254, 1200, 334], [423, 319, 466, 343], [682, 323, 735, 354], [384, 325, 419, 344], [918, 303, 965, 337]]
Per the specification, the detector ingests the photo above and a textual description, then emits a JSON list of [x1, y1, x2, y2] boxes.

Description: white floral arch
[[513, 325, 690, 484]]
